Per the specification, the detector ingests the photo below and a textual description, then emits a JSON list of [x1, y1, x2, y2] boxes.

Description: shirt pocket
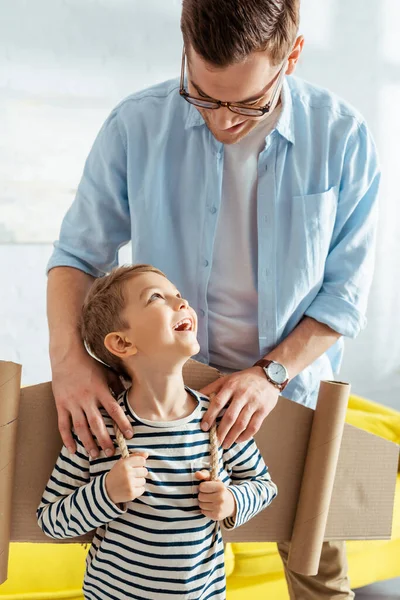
[[289, 186, 338, 287], [144, 454, 199, 506]]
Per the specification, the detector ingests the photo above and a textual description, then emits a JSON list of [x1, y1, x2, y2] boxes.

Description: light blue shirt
[[47, 75, 380, 408]]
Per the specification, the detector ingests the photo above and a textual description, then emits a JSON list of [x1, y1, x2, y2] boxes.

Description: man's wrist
[[50, 333, 87, 367], [253, 359, 289, 391]]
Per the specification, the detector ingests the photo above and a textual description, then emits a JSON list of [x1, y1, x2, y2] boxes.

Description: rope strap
[[113, 421, 219, 481]]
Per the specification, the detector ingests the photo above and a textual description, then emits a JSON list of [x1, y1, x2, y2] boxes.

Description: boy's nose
[[177, 297, 189, 310]]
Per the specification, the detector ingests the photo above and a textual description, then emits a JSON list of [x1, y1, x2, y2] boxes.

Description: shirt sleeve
[[36, 431, 126, 540], [46, 108, 131, 278], [220, 438, 278, 530], [305, 121, 380, 338]]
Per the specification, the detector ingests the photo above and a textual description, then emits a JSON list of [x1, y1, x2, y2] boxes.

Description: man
[[47, 1, 380, 597]]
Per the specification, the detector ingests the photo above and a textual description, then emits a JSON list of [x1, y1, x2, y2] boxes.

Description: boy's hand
[[105, 452, 148, 505], [195, 470, 236, 522]]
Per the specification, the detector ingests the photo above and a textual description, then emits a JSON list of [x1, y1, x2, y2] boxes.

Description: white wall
[[1, 0, 400, 409]]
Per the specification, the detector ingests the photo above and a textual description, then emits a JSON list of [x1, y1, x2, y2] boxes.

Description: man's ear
[[286, 35, 304, 75], [104, 332, 138, 358]]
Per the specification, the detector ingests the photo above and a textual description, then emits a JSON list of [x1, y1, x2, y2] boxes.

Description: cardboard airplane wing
[[0, 359, 398, 584]]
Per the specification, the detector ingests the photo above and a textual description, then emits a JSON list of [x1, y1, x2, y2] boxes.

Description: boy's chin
[[173, 338, 200, 359], [142, 339, 200, 363], [190, 341, 201, 357]]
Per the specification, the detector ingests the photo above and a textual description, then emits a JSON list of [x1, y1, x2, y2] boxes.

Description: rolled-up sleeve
[[46, 109, 131, 277], [305, 121, 380, 338]]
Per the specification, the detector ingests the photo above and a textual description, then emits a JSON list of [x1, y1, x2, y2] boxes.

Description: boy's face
[[117, 272, 200, 364]]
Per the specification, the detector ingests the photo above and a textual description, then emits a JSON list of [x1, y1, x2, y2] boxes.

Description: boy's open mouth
[[173, 318, 194, 332]]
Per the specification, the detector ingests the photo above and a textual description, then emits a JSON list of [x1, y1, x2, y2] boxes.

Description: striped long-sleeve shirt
[[37, 388, 277, 599]]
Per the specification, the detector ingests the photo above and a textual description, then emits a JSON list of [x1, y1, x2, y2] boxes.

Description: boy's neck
[[127, 364, 197, 422]]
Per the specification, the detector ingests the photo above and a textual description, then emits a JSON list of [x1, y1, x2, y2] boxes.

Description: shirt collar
[[183, 76, 295, 144], [184, 101, 206, 129], [274, 77, 295, 145]]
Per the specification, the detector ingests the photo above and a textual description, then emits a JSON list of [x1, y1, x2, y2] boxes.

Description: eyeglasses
[[179, 48, 287, 118]]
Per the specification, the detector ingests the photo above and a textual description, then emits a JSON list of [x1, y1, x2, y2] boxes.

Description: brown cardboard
[[0, 359, 398, 583], [0, 361, 22, 586], [287, 380, 349, 574]]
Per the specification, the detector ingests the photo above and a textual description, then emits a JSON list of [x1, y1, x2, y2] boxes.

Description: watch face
[[267, 362, 287, 384]]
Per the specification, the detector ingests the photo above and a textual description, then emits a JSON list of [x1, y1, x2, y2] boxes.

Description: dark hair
[[80, 264, 167, 379], [181, 0, 299, 67]]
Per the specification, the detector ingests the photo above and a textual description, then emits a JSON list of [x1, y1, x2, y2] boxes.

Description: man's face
[[120, 272, 199, 364], [186, 38, 303, 145]]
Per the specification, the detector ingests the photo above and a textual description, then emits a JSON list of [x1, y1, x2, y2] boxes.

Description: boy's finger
[[198, 495, 214, 505], [132, 467, 148, 478], [199, 480, 223, 493], [194, 469, 211, 481], [124, 452, 149, 465]]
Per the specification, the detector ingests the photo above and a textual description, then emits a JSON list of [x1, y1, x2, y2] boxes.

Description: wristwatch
[[253, 359, 289, 392]]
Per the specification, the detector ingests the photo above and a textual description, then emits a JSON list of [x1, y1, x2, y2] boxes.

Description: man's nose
[[210, 106, 240, 130]]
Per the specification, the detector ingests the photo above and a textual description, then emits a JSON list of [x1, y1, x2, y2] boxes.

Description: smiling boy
[[37, 264, 277, 600]]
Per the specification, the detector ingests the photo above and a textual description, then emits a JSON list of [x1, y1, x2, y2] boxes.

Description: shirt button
[[203, 259, 209, 267], [265, 268, 270, 276], [210, 206, 217, 214], [200, 309, 205, 317], [265, 164, 268, 171]]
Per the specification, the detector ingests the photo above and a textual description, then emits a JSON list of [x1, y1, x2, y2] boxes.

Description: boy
[[37, 264, 277, 600]]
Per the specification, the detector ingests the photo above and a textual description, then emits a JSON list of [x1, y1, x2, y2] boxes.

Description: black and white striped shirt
[[37, 388, 277, 599]]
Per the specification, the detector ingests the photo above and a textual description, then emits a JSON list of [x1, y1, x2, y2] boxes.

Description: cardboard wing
[[0, 359, 398, 585]]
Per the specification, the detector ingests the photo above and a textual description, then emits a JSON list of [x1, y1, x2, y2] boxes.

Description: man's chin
[[207, 122, 256, 145]]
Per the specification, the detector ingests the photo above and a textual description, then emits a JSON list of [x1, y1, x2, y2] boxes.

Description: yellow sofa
[[1, 395, 399, 600]]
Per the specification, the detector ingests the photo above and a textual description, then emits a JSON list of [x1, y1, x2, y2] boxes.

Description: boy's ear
[[104, 332, 138, 358]]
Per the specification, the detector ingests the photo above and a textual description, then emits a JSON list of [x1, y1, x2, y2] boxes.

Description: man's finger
[[215, 397, 247, 446], [235, 411, 265, 444], [199, 377, 224, 397], [220, 403, 254, 449], [100, 393, 134, 440], [201, 385, 234, 431], [58, 409, 76, 454], [86, 406, 116, 457], [71, 410, 100, 458]]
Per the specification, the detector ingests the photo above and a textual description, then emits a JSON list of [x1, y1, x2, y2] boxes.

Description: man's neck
[[127, 364, 197, 422]]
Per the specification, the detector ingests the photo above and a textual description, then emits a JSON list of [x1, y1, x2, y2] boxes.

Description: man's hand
[[199, 367, 279, 448], [195, 470, 236, 522], [52, 348, 133, 458]]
